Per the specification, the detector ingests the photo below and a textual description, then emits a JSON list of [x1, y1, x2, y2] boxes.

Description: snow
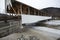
[[45, 20, 60, 25], [33, 27, 60, 35], [22, 14, 51, 24], [21, 14, 60, 35]]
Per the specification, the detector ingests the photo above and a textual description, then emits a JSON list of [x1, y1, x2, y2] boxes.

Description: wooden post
[[34, 9, 36, 15], [20, 4, 22, 15], [20, 4, 24, 29], [41, 11, 43, 16], [28, 7, 30, 15], [38, 11, 39, 16]]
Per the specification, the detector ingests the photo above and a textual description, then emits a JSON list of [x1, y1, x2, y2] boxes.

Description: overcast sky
[[0, 0, 5, 13], [17, 0, 60, 9], [0, 0, 60, 13]]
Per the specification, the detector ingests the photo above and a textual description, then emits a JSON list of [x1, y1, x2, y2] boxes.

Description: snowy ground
[[1, 27, 60, 40], [21, 14, 60, 38], [32, 27, 60, 35], [0, 14, 60, 40], [45, 20, 60, 25]]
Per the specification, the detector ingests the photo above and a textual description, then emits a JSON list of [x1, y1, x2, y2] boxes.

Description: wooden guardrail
[[0, 21, 19, 38]]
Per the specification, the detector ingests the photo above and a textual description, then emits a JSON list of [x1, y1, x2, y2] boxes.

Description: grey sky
[[0, 0, 5, 13], [0, 0, 60, 13]]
